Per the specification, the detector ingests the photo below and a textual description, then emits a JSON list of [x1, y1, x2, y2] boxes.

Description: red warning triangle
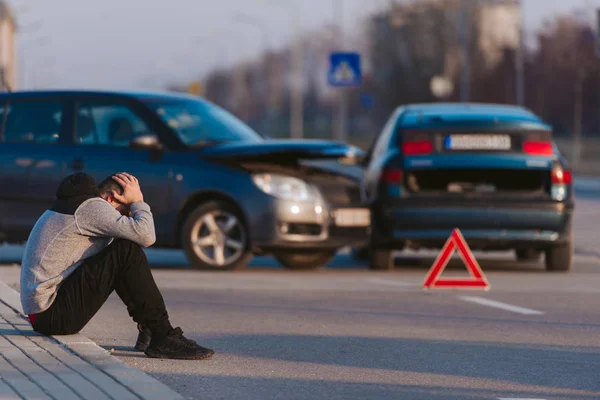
[[423, 228, 489, 290]]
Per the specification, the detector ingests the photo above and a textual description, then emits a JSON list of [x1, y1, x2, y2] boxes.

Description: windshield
[[144, 98, 263, 146]]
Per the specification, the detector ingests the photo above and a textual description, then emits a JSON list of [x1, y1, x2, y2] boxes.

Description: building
[[0, 1, 16, 91], [368, 0, 522, 100]]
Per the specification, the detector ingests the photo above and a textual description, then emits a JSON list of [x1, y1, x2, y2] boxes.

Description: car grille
[[313, 183, 362, 206], [280, 223, 322, 236]]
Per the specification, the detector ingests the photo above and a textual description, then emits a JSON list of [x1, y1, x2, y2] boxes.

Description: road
[[1, 197, 599, 400]]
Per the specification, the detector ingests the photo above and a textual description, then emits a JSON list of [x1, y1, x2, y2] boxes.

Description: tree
[[529, 14, 600, 136]]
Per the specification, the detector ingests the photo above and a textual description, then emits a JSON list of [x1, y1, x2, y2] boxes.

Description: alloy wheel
[[190, 211, 246, 267]]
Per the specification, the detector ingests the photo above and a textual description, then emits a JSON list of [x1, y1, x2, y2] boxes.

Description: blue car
[[362, 103, 574, 271], [0, 90, 370, 270]]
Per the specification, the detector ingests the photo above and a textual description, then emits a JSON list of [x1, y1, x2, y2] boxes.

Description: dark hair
[[56, 172, 99, 199], [98, 175, 123, 196]]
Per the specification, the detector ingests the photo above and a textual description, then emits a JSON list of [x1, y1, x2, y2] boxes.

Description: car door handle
[[70, 159, 85, 171]]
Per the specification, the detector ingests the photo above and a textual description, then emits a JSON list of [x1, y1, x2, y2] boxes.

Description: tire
[[515, 248, 542, 262], [545, 238, 573, 272], [369, 248, 394, 271], [274, 250, 336, 270], [351, 247, 369, 261], [181, 201, 252, 271]]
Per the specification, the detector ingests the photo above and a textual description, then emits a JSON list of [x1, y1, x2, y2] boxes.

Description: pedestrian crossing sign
[[328, 52, 362, 87]]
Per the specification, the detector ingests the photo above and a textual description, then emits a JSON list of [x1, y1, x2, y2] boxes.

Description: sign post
[[328, 52, 362, 142]]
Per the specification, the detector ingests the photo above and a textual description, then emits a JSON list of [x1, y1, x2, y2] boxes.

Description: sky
[[11, 0, 600, 91]]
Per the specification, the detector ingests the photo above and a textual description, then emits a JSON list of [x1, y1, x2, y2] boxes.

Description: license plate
[[446, 134, 511, 150], [333, 209, 370, 227]]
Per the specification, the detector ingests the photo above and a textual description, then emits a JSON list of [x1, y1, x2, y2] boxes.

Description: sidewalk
[[0, 281, 184, 400]]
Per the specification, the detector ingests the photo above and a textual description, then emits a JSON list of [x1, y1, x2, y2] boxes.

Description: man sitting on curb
[[20, 172, 214, 360]]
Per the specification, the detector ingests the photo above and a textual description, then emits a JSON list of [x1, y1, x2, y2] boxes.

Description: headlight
[[252, 174, 313, 201]]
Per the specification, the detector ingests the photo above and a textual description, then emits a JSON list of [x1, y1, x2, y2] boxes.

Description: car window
[[75, 103, 151, 147], [2, 100, 64, 144], [143, 98, 262, 146]]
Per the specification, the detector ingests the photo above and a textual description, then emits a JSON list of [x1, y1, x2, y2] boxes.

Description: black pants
[[33, 239, 173, 338]]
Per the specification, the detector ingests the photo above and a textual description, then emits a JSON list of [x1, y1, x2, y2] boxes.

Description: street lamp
[[19, 36, 52, 90], [17, 20, 43, 35], [192, 31, 225, 73], [459, 0, 472, 103], [15, 1, 45, 90], [27, 54, 55, 89], [259, 0, 304, 139], [231, 12, 277, 133], [231, 12, 270, 55], [192, 30, 248, 111], [332, 0, 347, 142], [515, 0, 525, 106], [196, 29, 244, 69]]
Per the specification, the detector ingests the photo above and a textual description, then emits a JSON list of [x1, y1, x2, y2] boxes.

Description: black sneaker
[[144, 327, 215, 360], [135, 325, 199, 351], [134, 324, 152, 352]]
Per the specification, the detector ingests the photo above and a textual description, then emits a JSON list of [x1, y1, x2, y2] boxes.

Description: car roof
[[397, 102, 551, 130], [0, 89, 203, 102]]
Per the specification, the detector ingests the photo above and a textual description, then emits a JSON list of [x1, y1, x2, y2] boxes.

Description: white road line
[[366, 277, 419, 288], [459, 296, 545, 316], [574, 253, 600, 262], [498, 398, 547, 400]]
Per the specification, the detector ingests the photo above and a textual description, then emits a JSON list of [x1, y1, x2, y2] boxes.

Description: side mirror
[[130, 133, 162, 150]]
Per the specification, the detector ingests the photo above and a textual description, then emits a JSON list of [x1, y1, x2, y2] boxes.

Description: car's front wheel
[[274, 250, 336, 270], [369, 247, 394, 271], [350, 247, 369, 261], [182, 201, 252, 271]]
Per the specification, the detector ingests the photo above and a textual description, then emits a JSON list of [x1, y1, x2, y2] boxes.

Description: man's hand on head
[[112, 173, 144, 205]]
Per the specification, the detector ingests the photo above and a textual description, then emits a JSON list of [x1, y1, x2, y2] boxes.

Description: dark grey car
[[0, 90, 371, 270]]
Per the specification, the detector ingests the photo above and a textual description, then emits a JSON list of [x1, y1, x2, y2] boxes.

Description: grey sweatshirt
[[20, 198, 156, 315]]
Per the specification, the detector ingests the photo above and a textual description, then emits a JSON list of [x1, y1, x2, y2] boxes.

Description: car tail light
[[552, 168, 572, 185], [380, 168, 403, 184], [523, 141, 553, 156], [403, 140, 433, 155]]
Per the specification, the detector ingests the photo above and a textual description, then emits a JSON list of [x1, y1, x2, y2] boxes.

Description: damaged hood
[[196, 139, 365, 165]]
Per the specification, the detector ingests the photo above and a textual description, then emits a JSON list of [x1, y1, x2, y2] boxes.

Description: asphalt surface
[[1, 196, 599, 400]]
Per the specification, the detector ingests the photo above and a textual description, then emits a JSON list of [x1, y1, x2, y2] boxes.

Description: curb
[[0, 280, 185, 400], [574, 176, 600, 194]]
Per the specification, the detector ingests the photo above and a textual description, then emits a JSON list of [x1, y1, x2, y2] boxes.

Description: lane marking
[[498, 398, 547, 400], [367, 278, 419, 288], [574, 251, 600, 261], [459, 296, 545, 316]]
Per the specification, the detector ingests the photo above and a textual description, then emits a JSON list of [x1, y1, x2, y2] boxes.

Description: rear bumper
[[374, 201, 573, 250], [378, 229, 568, 250]]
